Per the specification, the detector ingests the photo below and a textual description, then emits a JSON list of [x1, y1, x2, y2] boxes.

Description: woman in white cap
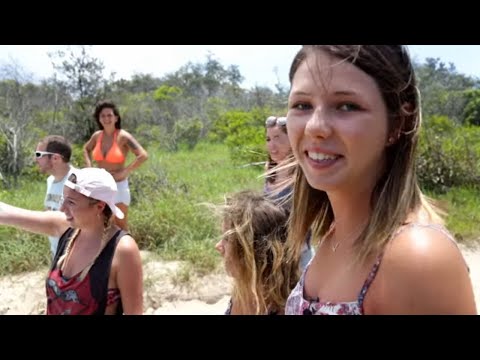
[[0, 168, 143, 315]]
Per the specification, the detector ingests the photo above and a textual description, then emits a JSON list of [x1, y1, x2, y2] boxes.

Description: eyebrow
[[333, 90, 359, 96], [290, 89, 360, 97]]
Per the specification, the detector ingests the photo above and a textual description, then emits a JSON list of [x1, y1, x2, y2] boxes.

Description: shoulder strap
[[51, 228, 75, 271], [357, 254, 383, 308], [94, 229, 129, 315]]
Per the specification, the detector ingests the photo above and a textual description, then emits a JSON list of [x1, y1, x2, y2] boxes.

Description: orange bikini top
[[92, 130, 126, 164]]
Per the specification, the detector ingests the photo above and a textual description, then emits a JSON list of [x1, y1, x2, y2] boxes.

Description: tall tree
[[48, 45, 112, 141], [0, 61, 38, 186]]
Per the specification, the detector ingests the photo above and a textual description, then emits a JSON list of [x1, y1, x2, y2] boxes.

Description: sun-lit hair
[[220, 190, 299, 315], [286, 45, 444, 266]]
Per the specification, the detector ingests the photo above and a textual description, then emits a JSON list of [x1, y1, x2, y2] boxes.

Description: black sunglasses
[[265, 116, 287, 127]]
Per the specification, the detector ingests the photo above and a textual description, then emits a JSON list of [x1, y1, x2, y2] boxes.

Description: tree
[[415, 57, 478, 123], [48, 45, 113, 141], [0, 61, 38, 187], [462, 89, 480, 126]]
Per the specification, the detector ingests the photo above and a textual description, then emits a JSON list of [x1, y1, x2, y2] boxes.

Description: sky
[[0, 45, 479, 90]]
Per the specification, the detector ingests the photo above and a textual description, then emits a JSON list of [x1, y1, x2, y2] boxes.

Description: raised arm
[[373, 226, 477, 315], [122, 131, 148, 177], [83, 132, 100, 167], [114, 234, 143, 314], [0, 201, 69, 238]]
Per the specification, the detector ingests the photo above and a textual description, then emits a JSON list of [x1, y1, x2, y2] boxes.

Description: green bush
[[418, 116, 480, 192]]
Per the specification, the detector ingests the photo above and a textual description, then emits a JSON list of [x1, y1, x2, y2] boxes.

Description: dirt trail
[[0, 247, 478, 315]]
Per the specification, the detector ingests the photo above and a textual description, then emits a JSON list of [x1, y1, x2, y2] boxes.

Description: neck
[[327, 188, 372, 249], [103, 128, 116, 136], [52, 163, 71, 181], [78, 220, 109, 243]]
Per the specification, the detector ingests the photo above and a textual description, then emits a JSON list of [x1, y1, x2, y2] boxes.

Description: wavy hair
[[221, 190, 299, 314]]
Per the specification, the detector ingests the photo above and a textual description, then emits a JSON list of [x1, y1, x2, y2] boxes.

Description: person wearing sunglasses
[[0, 168, 143, 315], [35, 135, 76, 258], [264, 116, 291, 195], [264, 115, 314, 271], [83, 100, 148, 231]]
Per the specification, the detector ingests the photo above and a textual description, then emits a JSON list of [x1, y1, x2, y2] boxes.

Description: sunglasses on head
[[35, 151, 58, 158], [265, 116, 287, 127], [68, 173, 77, 183]]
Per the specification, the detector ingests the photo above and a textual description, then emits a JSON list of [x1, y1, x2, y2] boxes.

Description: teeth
[[308, 152, 337, 161]]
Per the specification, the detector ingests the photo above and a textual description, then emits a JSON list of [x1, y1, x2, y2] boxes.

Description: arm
[[115, 234, 143, 315], [372, 226, 477, 315], [83, 132, 99, 167], [122, 131, 148, 177], [0, 201, 69, 238]]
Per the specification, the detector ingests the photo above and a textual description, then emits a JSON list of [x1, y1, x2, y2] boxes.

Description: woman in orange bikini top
[[83, 100, 148, 230]]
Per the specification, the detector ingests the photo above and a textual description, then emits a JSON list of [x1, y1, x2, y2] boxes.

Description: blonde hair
[[286, 45, 444, 266], [220, 190, 299, 314]]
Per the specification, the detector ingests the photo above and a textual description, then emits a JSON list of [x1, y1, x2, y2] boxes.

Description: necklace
[[325, 222, 367, 253], [332, 241, 341, 252]]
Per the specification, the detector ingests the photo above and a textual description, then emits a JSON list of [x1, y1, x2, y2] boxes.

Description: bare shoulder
[[115, 233, 141, 263], [383, 224, 465, 274], [91, 130, 103, 139], [84, 130, 101, 146], [117, 129, 132, 141], [374, 224, 476, 314]]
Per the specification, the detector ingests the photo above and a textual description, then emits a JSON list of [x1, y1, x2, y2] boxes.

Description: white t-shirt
[[45, 165, 76, 257]]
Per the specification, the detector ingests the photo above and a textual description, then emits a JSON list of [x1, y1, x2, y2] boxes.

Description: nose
[[215, 240, 224, 255], [305, 107, 332, 138], [267, 141, 276, 153]]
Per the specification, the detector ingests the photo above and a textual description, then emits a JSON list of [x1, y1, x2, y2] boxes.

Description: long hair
[[286, 45, 443, 266], [221, 190, 299, 314]]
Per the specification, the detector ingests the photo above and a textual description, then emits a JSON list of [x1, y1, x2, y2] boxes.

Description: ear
[[386, 131, 401, 146], [96, 201, 107, 214], [386, 102, 412, 146]]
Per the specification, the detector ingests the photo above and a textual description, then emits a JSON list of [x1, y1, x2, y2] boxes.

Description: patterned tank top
[[285, 223, 460, 315], [46, 228, 126, 315]]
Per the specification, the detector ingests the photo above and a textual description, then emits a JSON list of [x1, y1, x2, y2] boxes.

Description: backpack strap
[[95, 229, 129, 315]]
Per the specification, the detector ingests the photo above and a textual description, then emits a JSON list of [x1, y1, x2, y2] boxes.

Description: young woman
[[83, 100, 148, 230], [284, 45, 476, 315], [0, 168, 143, 315]]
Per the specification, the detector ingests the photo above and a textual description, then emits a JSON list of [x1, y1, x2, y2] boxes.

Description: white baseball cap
[[64, 168, 124, 219]]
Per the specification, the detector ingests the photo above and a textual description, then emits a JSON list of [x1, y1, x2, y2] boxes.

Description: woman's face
[[99, 107, 118, 129], [215, 222, 239, 278], [60, 187, 101, 228], [286, 50, 389, 194], [266, 125, 291, 163]]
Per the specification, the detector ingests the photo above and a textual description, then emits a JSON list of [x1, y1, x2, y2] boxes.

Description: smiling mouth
[[307, 151, 341, 162]]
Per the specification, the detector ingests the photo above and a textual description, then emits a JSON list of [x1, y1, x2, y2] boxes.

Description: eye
[[338, 102, 361, 112], [291, 102, 311, 111]]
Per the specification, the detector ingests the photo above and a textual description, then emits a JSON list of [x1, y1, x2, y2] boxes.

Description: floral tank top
[[285, 223, 460, 315]]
